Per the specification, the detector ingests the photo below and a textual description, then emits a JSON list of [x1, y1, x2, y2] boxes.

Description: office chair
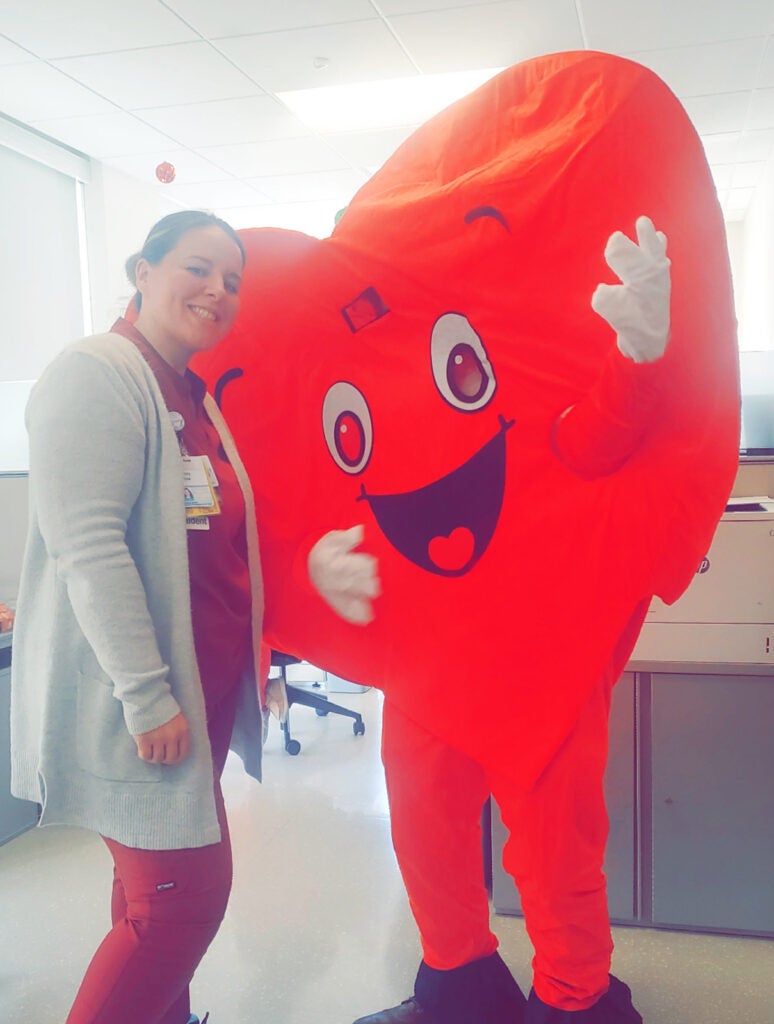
[[270, 650, 366, 755]]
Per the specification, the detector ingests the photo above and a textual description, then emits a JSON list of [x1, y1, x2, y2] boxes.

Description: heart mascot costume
[[194, 51, 740, 1024]]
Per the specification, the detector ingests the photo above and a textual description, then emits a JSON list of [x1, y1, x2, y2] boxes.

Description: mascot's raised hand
[[592, 215, 671, 363]]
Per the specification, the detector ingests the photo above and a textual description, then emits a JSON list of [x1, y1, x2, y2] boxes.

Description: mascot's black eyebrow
[[464, 206, 511, 232]]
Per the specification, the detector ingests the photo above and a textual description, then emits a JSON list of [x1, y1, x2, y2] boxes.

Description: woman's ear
[[134, 257, 150, 291]]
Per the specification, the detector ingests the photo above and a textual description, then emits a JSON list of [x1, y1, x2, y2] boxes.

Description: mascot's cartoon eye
[[430, 313, 496, 412], [322, 381, 373, 474]]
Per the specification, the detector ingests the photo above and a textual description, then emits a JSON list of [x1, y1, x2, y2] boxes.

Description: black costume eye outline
[[322, 382, 373, 475], [430, 313, 496, 412]]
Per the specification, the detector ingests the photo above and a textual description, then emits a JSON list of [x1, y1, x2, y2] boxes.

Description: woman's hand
[[134, 711, 191, 765]]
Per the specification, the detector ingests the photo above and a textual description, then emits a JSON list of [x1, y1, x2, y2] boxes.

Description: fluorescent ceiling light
[[277, 67, 505, 135]]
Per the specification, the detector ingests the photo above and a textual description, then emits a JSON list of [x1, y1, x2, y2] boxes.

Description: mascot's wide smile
[[357, 415, 514, 577]]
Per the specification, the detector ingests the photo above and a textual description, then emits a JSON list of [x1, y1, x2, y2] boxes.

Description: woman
[[10, 210, 265, 1024]]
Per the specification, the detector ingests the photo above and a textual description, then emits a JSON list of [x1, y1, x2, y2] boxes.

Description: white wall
[[84, 162, 180, 333], [736, 148, 774, 354], [0, 136, 180, 601]]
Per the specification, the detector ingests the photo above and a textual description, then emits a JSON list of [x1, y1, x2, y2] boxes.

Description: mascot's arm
[[553, 216, 671, 478], [307, 524, 381, 625], [262, 532, 379, 721]]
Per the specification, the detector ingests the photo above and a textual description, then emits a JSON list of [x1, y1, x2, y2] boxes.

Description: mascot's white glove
[[308, 524, 381, 625], [591, 215, 671, 363]]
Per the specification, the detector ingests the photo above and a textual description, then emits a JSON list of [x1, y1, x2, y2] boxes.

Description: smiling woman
[[9, 209, 266, 1024], [127, 211, 246, 372]]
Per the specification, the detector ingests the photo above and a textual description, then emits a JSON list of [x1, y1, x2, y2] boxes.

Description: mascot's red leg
[[493, 678, 614, 1012], [381, 698, 498, 968], [493, 602, 650, 1020], [380, 700, 527, 1023]]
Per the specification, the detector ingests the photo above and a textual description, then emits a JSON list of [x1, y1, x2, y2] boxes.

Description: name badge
[[182, 455, 220, 518]]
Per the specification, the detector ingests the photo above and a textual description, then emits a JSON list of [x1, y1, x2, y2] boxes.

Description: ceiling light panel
[[278, 67, 504, 134]]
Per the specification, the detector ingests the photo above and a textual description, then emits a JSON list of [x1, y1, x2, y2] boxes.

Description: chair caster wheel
[[353, 721, 365, 736], [315, 708, 329, 717], [285, 739, 301, 755]]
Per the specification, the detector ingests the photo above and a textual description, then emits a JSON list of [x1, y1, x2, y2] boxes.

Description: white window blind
[[0, 141, 86, 472]]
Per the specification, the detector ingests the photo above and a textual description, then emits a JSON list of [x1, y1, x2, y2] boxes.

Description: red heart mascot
[[195, 50, 739, 1024]]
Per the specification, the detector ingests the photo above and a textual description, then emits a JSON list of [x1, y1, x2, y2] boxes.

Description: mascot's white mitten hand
[[308, 524, 381, 625], [591, 215, 671, 363]]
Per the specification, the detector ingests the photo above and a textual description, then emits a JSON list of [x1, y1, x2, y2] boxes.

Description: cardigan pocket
[[76, 672, 162, 783]]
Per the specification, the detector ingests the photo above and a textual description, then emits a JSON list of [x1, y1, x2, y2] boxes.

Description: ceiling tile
[[700, 132, 742, 164], [726, 186, 756, 211], [748, 88, 774, 131], [681, 92, 752, 136], [736, 129, 774, 161], [160, 177, 272, 209], [53, 42, 259, 110], [389, 0, 584, 73], [709, 165, 734, 190], [245, 167, 367, 203], [731, 162, 766, 189], [760, 36, 774, 88], [724, 207, 746, 223], [628, 37, 767, 99], [216, 20, 418, 92], [102, 148, 233, 185], [0, 35, 35, 66], [29, 111, 174, 158], [322, 126, 417, 169], [581, 0, 774, 52], [0, 0, 197, 59], [0, 61, 115, 121], [139, 95, 309, 148], [379, 0, 505, 11], [166, 0, 375, 38], [198, 135, 350, 177]]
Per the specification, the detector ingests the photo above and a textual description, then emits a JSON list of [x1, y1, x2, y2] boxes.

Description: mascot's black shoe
[[353, 951, 527, 1024], [524, 976, 642, 1023], [352, 997, 431, 1024]]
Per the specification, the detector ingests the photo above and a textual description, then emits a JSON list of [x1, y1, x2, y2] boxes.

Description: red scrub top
[[112, 317, 252, 710]]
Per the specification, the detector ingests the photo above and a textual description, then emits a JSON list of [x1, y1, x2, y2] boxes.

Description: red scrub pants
[[382, 606, 647, 1013], [66, 689, 238, 1024]]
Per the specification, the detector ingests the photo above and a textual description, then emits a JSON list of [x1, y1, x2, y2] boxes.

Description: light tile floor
[[1, 688, 772, 1023]]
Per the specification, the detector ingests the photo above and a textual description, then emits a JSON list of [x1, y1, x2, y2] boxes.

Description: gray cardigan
[[10, 333, 264, 850]]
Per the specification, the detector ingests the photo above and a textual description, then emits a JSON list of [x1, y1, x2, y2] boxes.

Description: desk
[[0, 631, 39, 845]]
